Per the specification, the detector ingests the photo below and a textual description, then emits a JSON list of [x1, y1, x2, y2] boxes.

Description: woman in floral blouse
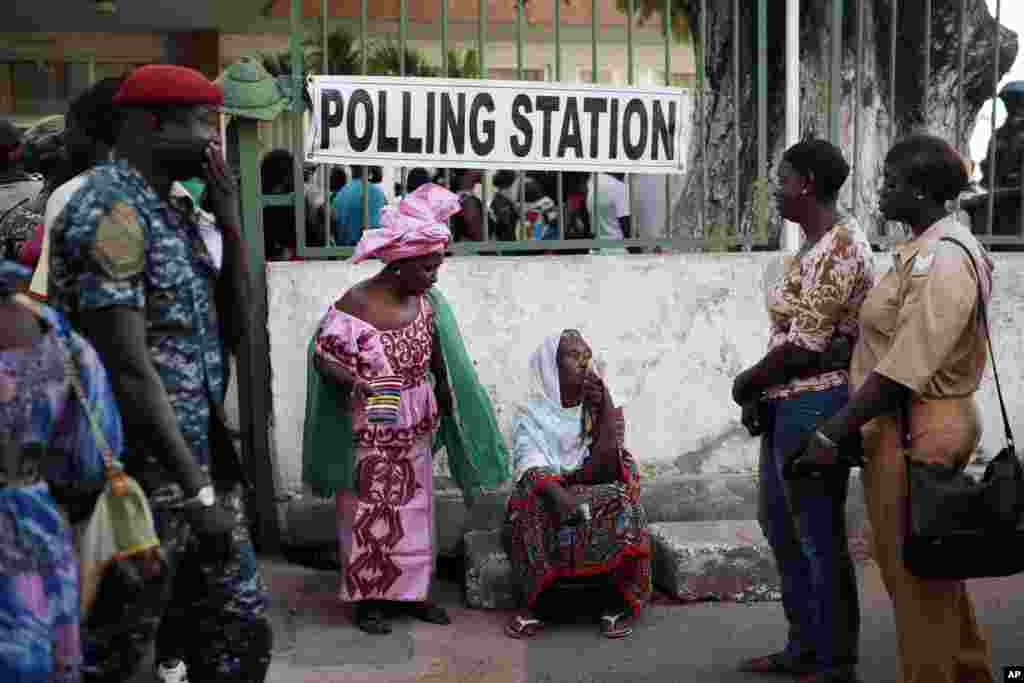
[[731, 140, 875, 683]]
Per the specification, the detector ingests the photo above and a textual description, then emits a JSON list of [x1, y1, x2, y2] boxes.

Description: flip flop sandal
[[406, 602, 452, 625], [600, 613, 633, 639], [505, 615, 544, 639], [355, 604, 392, 635]]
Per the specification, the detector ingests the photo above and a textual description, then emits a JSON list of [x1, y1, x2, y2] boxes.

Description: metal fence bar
[[399, 0, 408, 195], [442, 0, 450, 195], [360, 0, 369, 230], [886, 0, 897, 237], [923, 0, 931, 125], [663, 0, 672, 245], [700, 0, 707, 240], [291, 0, 306, 252], [590, 0, 600, 248], [478, 0, 489, 243], [829, 0, 843, 145], [985, 0, 1002, 237], [733, 0, 740, 241], [321, 0, 331, 247], [756, 0, 767, 247], [516, 0, 524, 248], [554, 0, 565, 241], [956, 0, 967, 154], [853, 0, 863, 216]]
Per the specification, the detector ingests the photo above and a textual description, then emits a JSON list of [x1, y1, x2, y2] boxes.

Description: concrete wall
[[264, 253, 1024, 497]]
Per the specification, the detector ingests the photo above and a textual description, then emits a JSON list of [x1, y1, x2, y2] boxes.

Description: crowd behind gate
[[0, 59, 1011, 683]]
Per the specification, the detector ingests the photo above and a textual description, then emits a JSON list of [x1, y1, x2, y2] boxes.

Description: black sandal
[[355, 601, 392, 635], [405, 601, 451, 625]]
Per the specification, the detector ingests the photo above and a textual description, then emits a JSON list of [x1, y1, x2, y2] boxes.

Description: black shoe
[[355, 601, 391, 635], [405, 601, 451, 625]]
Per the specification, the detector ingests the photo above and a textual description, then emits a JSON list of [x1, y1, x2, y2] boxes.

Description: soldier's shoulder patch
[[92, 200, 145, 280]]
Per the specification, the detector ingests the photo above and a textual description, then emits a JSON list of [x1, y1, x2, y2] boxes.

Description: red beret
[[113, 64, 224, 107]]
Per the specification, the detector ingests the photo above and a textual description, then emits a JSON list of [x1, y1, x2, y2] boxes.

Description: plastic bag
[[78, 467, 162, 622]]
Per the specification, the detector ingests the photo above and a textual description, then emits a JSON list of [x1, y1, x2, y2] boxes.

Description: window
[[578, 69, 615, 84], [2, 60, 98, 116], [487, 67, 546, 82], [654, 70, 696, 88]]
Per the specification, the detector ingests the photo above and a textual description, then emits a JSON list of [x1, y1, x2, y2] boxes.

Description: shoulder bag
[[902, 236, 1024, 580]]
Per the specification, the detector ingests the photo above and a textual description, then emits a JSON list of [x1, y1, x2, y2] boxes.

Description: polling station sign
[[306, 75, 690, 174]]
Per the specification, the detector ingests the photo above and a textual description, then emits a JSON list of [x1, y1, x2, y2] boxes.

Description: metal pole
[[591, 0, 600, 248], [479, 0, 489, 243], [360, 0, 369, 230], [756, 0, 767, 246], [783, 0, 800, 252], [322, 0, 331, 246], [886, 0, 897, 238], [663, 0, 672, 243], [399, 0, 407, 195], [516, 0, 524, 246], [555, 0, 565, 241], [985, 0, 1002, 237], [700, 0, 708, 242], [923, 0, 931, 127], [956, 0, 967, 154], [733, 0, 740, 243], [853, 0, 863, 216], [442, 0, 450, 196], [829, 0, 843, 146]]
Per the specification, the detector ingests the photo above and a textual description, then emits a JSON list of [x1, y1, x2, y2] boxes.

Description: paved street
[[263, 557, 1024, 683]]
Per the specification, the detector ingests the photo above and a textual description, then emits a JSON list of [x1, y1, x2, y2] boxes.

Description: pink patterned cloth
[[350, 183, 461, 264], [314, 299, 440, 602]]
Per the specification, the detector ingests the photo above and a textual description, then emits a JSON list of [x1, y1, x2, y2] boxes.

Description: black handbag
[[902, 237, 1024, 580]]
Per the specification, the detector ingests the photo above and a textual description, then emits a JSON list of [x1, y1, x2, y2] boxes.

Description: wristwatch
[[195, 485, 216, 507]]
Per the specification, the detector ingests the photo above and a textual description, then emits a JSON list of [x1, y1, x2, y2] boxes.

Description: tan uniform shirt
[[850, 216, 992, 399]]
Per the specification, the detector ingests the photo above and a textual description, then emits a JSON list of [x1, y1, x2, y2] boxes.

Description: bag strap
[[14, 295, 116, 473], [936, 237, 1014, 449]]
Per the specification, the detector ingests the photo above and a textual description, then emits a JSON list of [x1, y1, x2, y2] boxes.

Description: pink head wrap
[[350, 183, 461, 264]]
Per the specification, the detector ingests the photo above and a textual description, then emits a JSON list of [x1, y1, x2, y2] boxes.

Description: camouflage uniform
[[49, 159, 271, 683]]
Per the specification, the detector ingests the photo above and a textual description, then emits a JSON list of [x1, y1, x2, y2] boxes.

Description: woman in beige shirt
[[797, 134, 994, 683]]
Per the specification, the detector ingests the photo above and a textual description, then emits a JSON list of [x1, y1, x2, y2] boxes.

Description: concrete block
[[649, 520, 782, 603], [464, 529, 521, 610]]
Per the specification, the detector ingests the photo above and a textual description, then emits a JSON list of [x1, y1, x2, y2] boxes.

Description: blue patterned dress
[[0, 301, 123, 683]]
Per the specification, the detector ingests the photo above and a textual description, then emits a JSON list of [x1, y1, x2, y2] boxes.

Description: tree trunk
[[672, 0, 1019, 244]]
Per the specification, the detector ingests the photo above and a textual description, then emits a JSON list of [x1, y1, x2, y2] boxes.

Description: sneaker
[[156, 659, 188, 683]]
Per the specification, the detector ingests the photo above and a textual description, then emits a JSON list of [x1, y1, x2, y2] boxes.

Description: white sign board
[[306, 75, 690, 174]]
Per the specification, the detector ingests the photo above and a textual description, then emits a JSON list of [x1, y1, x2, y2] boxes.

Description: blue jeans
[[758, 385, 860, 675]]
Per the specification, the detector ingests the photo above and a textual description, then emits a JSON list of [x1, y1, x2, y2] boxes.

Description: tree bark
[[672, 0, 1019, 244]]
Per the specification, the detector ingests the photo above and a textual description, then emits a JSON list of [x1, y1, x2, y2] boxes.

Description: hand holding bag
[[902, 237, 1024, 580]]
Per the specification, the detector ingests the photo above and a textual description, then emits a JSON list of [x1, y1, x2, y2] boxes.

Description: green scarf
[[302, 287, 509, 499]]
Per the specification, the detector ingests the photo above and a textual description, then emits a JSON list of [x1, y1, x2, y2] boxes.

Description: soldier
[[47, 64, 268, 683]]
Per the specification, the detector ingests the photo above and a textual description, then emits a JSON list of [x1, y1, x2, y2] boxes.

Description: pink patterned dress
[[314, 297, 440, 603]]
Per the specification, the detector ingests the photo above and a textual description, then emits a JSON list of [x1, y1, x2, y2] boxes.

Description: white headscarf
[[510, 333, 609, 482]]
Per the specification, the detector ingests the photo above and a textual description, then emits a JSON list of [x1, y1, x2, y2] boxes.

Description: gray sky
[[968, 1, 1024, 164]]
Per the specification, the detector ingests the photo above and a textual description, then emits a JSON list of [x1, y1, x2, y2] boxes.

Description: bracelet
[[814, 430, 839, 449]]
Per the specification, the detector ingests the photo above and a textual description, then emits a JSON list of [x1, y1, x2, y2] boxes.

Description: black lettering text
[[557, 98, 583, 159], [320, 89, 343, 149], [582, 97, 607, 159], [425, 92, 436, 154], [377, 90, 398, 153], [400, 91, 423, 154], [510, 94, 533, 157], [440, 93, 466, 155], [623, 99, 648, 161], [347, 89, 373, 152], [536, 96, 560, 158], [469, 93, 495, 155], [609, 99, 619, 159], [651, 100, 675, 161]]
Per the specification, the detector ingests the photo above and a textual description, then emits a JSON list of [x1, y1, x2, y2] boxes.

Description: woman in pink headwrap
[[304, 183, 509, 635]]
